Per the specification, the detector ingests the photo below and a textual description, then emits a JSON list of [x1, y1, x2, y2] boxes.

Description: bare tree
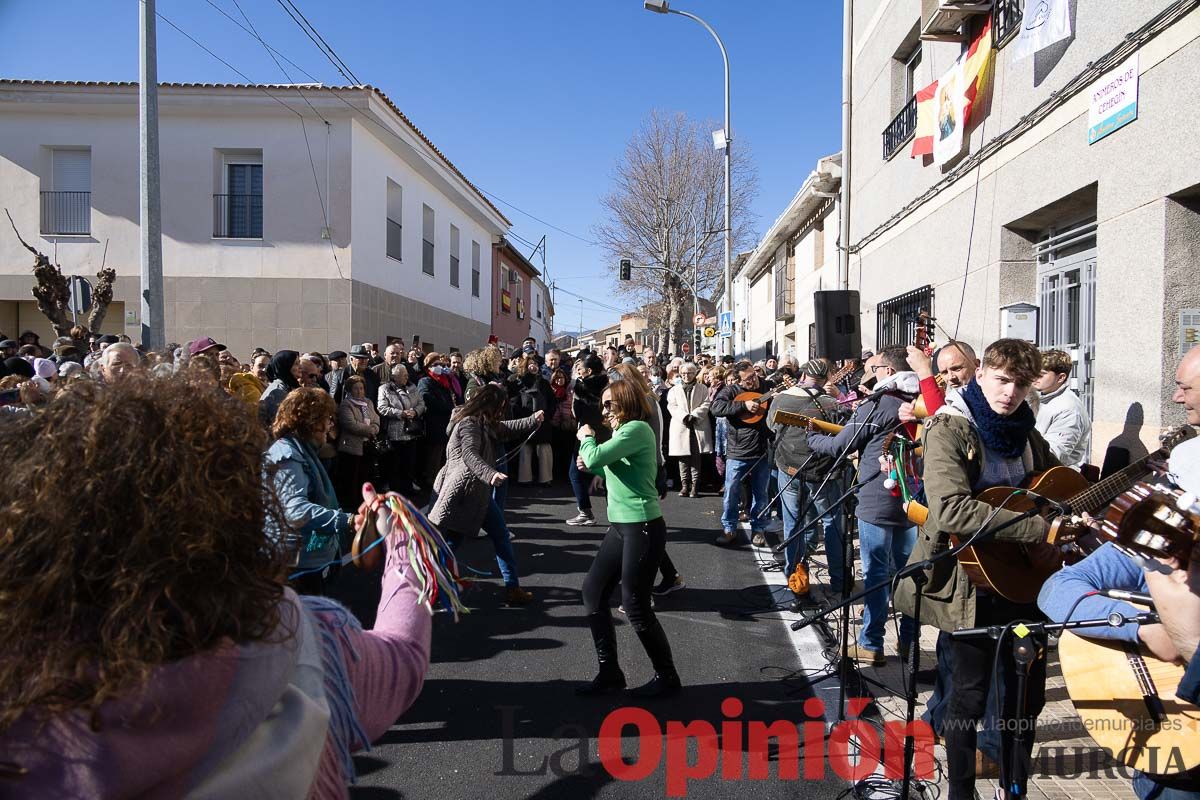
[[7, 209, 117, 338], [594, 110, 757, 353]]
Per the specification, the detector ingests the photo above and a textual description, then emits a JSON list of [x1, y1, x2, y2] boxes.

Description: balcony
[[993, 0, 1024, 47], [883, 95, 919, 160], [213, 193, 263, 239], [40, 191, 90, 235]]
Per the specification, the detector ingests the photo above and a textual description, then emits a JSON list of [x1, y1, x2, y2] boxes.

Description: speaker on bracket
[[813, 290, 861, 361]]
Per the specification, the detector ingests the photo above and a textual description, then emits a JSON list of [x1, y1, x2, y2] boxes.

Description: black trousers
[[582, 517, 666, 633], [943, 592, 1047, 800], [381, 439, 419, 499]]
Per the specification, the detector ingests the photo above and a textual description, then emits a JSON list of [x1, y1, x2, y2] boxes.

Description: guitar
[[773, 409, 845, 435], [1099, 482, 1200, 565], [1059, 631, 1200, 775], [734, 374, 796, 425], [905, 425, 1196, 604]]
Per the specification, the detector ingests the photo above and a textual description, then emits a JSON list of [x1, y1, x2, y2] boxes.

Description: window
[[876, 285, 934, 348], [536, 290, 542, 319], [42, 148, 91, 235], [902, 44, 922, 100], [422, 204, 435, 276], [814, 222, 825, 269], [386, 180, 402, 261], [214, 158, 263, 239], [471, 241, 481, 297], [994, 0, 1024, 48], [449, 225, 460, 287], [1037, 219, 1097, 415]]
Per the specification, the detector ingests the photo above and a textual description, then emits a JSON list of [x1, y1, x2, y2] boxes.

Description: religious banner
[[911, 20, 994, 164]]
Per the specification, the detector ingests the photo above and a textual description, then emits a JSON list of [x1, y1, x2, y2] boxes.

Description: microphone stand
[[793, 499, 1056, 800], [949, 610, 1159, 800]]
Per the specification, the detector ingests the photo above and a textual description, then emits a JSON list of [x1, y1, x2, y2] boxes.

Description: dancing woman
[[429, 384, 542, 606], [575, 379, 681, 698]]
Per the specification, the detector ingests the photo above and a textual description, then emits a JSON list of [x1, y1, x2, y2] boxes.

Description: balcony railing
[[40, 191, 91, 235], [877, 285, 935, 348], [213, 193, 263, 239], [883, 95, 919, 160], [993, 0, 1024, 48]]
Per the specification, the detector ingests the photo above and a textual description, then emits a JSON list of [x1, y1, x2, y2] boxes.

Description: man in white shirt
[[1033, 349, 1092, 469]]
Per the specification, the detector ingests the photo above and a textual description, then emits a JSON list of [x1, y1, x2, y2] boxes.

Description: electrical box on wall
[[1000, 302, 1038, 343]]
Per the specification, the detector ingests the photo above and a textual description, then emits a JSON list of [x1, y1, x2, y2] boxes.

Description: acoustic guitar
[[773, 408, 845, 435], [734, 374, 795, 425], [1059, 631, 1200, 775], [906, 425, 1196, 604]]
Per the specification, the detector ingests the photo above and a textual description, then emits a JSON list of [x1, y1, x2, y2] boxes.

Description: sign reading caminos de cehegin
[[1088, 53, 1139, 144]]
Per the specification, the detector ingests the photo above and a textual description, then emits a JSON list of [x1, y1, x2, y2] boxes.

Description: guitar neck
[[1069, 451, 1162, 513]]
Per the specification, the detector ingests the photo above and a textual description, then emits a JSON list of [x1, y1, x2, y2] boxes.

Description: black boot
[[630, 620, 682, 698], [576, 611, 627, 696]]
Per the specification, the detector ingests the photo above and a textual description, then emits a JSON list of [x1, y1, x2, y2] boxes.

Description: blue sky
[[0, 0, 843, 334]]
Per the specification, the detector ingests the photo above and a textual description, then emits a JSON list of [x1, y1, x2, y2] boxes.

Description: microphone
[[1098, 588, 1155, 606]]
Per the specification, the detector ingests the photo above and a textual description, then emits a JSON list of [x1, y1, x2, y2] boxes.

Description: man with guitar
[[895, 338, 1060, 800], [768, 359, 847, 605], [807, 345, 920, 665], [711, 361, 776, 547], [1037, 345, 1200, 800]]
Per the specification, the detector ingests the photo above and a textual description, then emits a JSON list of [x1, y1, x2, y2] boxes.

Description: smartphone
[[413, 335, 421, 347]]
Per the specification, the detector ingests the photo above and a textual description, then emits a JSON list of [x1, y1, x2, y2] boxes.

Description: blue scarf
[[960, 378, 1035, 459]]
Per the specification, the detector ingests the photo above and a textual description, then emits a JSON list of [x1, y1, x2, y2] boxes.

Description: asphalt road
[[333, 482, 851, 800]]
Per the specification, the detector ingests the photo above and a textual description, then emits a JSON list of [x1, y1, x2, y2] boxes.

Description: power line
[[475, 187, 599, 245], [275, 0, 361, 84], [228, 0, 327, 123]]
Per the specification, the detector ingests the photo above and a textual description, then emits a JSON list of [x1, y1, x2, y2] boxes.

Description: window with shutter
[[42, 148, 91, 235]]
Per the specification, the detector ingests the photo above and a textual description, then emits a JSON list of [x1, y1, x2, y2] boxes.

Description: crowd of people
[[1, 319, 1197, 800]]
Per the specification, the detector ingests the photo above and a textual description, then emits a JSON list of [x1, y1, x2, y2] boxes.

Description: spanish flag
[[911, 20, 994, 161]]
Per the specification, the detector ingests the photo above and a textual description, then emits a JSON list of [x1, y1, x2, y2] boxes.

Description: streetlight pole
[[644, 0, 731, 357], [139, 0, 165, 349]]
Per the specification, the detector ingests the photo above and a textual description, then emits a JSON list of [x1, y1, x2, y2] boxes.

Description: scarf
[[287, 436, 338, 511], [960, 378, 1036, 458], [430, 370, 453, 393], [347, 395, 370, 414]]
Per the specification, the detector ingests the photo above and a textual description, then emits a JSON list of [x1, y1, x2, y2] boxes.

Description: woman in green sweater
[[575, 379, 681, 698]]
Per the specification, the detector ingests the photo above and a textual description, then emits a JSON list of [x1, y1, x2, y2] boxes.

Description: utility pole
[[838, 0, 853, 291], [140, 0, 165, 349]]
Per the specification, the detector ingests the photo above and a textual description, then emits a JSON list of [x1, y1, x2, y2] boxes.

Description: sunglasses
[[602, 400, 613, 410]]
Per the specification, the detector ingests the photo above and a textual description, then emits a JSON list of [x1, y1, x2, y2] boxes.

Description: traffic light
[[694, 327, 702, 355], [619, 258, 632, 281]]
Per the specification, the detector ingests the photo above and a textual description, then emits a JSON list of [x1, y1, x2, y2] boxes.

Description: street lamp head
[[644, 0, 670, 13]]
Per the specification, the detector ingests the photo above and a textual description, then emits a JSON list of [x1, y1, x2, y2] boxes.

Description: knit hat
[[32, 358, 58, 380], [801, 359, 828, 378]]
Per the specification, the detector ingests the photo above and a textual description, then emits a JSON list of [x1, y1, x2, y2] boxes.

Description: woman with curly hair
[[462, 346, 503, 401], [0, 375, 431, 798], [267, 386, 357, 595]]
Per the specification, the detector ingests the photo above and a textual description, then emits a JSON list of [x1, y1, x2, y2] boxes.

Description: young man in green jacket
[[894, 338, 1060, 800]]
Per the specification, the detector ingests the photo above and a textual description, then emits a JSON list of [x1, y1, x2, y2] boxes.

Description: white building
[[528, 275, 554, 352], [0, 80, 510, 356], [735, 153, 842, 362], [847, 0, 1200, 462]]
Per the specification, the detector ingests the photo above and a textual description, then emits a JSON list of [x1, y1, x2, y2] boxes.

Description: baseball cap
[[188, 336, 225, 356]]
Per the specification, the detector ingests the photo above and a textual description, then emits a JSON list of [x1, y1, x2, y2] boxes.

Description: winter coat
[[264, 436, 351, 570], [769, 386, 840, 480], [709, 380, 775, 460], [377, 381, 426, 442], [337, 398, 380, 456], [806, 377, 916, 528], [258, 378, 291, 429], [893, 399, 1059, 633], [666, 381, 713, 456], [430, 414, 540, 537], [571, 372, 611, 444], [1034, 384, 1092, 469], [510, 373, 557, 445], [417, 376, 455, 445]]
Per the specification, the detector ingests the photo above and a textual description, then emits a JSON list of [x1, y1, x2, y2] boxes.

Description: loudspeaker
[[813, 290, 861, 361]]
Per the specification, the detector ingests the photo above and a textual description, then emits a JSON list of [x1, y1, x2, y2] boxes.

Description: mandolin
[[1058, 631, 1200, 775], [734, 374, 795, 425], [906, 425, 1196, 604]]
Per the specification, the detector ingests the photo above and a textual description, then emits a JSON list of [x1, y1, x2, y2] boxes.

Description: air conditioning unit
[[920, 0, 991, 42]]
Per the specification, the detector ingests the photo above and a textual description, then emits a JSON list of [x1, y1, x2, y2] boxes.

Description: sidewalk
[[774, 538, 1136, 800]]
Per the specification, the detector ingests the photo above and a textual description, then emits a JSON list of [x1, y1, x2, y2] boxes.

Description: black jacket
[[710, 380, 775, 460], [570, 373, 611, 444], [769, 387, 842, 481], [417, 376, 455, 444], [510, 373, 557, 445]]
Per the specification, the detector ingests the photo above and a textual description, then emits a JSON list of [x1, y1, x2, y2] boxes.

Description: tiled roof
[[0, 79, 510, 226]]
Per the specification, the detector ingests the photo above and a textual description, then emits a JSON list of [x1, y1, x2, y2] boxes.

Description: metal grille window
[[994, 0, 1024, 48], [774, 253, 794, 320], [216, 163, 263, 239], [422, 204, 435, 276], [471, 241, 481, 297], [1037, 219, 1097, 416], [42, 148, 91, 235], [883, 96, 919, 160], [876, 285, 934, 349], [449, 225, 460, 287]]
